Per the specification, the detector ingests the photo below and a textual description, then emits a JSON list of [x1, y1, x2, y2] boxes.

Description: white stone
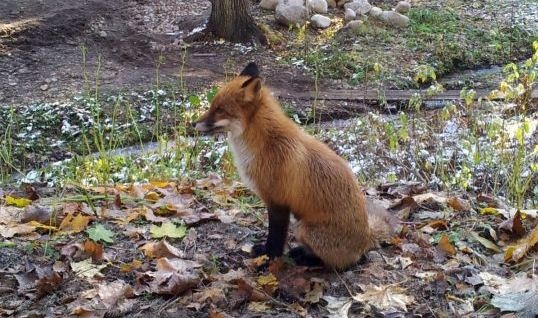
[[275, 4, 307, 26], [378, 10, 409, 28], [394, 1, 411, 14], [308, 0, 328, 14], [369, 6, 382, 18], [344, 0, 371, 15], [279, 0, 305, 6], [344, 8, 357, 21], [310, 14, 331, 28], [344, 20, 363, 32], [260, 0, 280, 10]]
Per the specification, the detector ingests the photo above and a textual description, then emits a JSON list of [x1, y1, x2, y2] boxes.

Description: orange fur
[[195, 64, 392, 270]]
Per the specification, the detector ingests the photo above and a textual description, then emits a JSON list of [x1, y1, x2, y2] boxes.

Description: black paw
[[252, 243, 267, 257], [288, 246, 324, 267]]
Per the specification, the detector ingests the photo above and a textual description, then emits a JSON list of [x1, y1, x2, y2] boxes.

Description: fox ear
[[241, 77, 262, 102], [240, 62, 260, 78]]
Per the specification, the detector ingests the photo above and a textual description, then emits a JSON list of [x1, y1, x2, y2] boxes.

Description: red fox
[[195, 62, 395, 270]]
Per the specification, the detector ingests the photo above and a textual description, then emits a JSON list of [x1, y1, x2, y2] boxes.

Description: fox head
[[194, 62, 263, 136]]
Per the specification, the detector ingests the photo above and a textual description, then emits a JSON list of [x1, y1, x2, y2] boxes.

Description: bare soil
[[0, 0, 315, 106]]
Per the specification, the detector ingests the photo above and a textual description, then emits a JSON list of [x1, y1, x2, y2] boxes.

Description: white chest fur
[[228, 133, 259, 195]]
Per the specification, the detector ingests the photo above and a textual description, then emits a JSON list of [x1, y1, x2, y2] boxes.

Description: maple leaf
[[86, 224, 115, 243], [149, 222, 186, 239], [352, 283, 414, 312]]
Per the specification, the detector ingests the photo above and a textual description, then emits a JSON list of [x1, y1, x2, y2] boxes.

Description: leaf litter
[[1, 177, 538, 317]]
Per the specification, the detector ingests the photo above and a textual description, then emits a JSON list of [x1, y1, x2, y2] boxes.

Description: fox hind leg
[[288, 245, 324, 267]]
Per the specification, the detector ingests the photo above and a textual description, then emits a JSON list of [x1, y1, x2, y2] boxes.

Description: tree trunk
[[207, 0, 267, 45]]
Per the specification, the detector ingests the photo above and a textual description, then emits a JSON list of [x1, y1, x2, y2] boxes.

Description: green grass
[[283, 5, 537, 87], [406, 8, 535, 76]]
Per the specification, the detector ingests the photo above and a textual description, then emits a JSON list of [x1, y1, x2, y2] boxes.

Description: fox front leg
[[252, 204, 290, 258]]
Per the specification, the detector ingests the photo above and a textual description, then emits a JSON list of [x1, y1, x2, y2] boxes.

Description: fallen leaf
[[504, 222, 538, 262], [323, 296, 352, 318], [499, 210, 526, 238], [447, 197, 471, 212], [352, 283, 414, 311], [71, 259, 107, 279], [247, 301, 270, 312], [481, 207, 500, 216], [120, 259, 143, 272], [150, 222, 186, 239], [140, 257, 201, 295], [290, 302, 308, 316], [480, 272, 538, 316], [256, 273, 278, 294], [0, 206, 22, 224], [83, 240, 104, 262], [0, 223, 36, 238], [86, 223, 115, 243], [470, 231, 502, 253], [139, 239, 184, 259], [5, 195, 32, 208], [305, 280, 324, 304], [192, 287, 226, 306], [97, 280, 134, 309], [438, 234, 457, 256], [59, 213, 91, 233]]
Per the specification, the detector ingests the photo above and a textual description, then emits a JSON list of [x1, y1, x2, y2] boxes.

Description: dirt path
[[0, 0, 315, 106]]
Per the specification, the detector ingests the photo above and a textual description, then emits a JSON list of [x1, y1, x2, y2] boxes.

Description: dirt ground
[[0, 0, 315, 106]]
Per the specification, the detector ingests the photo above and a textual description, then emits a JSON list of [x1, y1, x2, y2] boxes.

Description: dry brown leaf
[[247, 301, 270, 312], [120, 259, 143, 272], [192, 287, 226, 305], [353, 283, 414, 311], [447, 197, 471, 212], [0, 206, 22, 224], [209, 311, 234, 318], [58, 213, 91, 233], [141, 257, 201, 295], [97, 280, 134, 309], [323, 296, 352, 318], [499, 210, 526, 238], [305, 280, 324, 304], [0, 223, 36, 238], [426, 220, 449, 230], [471, 231, 502, 253], [83, 240, 104, 262], [504, 222, 538, 262], [438, 234, 457, 256], [139, 239, 184, 259], [256, 273, 278, 294]]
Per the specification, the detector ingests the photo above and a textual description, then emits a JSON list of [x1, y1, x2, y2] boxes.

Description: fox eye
[[215, 108, 225, 114]]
